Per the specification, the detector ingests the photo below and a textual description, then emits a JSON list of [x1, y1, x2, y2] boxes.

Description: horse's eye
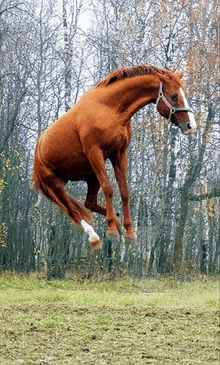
[[171, 95, 178, 103]]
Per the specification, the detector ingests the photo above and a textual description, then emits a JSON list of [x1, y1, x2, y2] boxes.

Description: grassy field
[[0, 274, 219, 365]]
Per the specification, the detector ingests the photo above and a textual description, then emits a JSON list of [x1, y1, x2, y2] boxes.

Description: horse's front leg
[[85, 147, 120, 239], [110, 151, 137, 244]]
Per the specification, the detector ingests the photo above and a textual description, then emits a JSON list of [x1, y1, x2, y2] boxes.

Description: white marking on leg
[[81, 220, 100, 243], [180, 88, 197, 132]]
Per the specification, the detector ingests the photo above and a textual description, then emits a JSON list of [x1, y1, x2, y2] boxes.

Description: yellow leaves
[[0, 150, 23, 199], [0, 150, 23, 171], [207, 197, 216, 218], [5, 157, 12, 170], [0, 178, 5, 193], [201, 184, 217, 218], [0, 222, 7, 247]]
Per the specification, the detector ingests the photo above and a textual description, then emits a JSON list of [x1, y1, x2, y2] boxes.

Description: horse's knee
[[85, 200, 90, 210], [85, 199, 92, 210], [122, 193, 129, 205], [85, 193, 96, 209], [124, 220, 132, 231], [121, 188, 129, 205], [102, 182, 113, 200]]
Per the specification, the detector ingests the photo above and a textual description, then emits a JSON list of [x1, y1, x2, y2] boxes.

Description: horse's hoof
[[91, 240, 103, 250], [106, 231, 120, 243], [124, 234, 137, 246]]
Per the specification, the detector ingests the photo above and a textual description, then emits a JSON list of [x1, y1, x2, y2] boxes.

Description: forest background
[[0, 0, 219, 278]]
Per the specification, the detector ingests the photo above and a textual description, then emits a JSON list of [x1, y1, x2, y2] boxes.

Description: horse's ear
[[158, 74, 169, 84], [177, 71, 184, 79]]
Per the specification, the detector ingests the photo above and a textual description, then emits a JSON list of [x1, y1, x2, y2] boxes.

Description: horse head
[[156, 72, 197, 135]]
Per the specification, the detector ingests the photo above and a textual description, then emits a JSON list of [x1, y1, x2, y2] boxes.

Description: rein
[[156, 82, 193, 121]]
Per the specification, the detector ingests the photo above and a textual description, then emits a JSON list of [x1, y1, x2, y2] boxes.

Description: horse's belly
[[51, 149, 94, 178]]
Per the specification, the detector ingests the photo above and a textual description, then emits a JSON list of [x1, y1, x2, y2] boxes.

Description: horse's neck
[[100, 74, 159, 121]]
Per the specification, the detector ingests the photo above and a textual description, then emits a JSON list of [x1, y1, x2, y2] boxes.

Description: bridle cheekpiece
[[156, 82, 193, 122]]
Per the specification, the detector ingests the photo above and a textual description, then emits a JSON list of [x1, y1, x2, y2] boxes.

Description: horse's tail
[[32, 135, 91, 225], [32, 136, 42, 192], [32, 135, 58, 205]]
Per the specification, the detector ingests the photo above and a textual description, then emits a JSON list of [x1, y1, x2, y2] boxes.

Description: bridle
[[156, 82, 193, 122]]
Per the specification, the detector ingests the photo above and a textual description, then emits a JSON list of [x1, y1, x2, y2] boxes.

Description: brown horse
[[32, 65, 197, 249]]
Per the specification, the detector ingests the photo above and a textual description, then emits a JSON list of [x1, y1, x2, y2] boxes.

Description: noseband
[[156, 82, 193, 122]]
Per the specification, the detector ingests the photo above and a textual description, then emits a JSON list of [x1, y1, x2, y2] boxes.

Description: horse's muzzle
[[178, 120, 197, 135]]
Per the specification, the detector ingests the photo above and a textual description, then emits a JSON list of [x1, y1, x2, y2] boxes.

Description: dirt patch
[[0, 303, 219, 364]]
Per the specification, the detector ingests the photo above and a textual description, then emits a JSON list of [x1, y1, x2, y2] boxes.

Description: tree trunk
[[173, 107, 214, 270], [63, 1, 71, 111]]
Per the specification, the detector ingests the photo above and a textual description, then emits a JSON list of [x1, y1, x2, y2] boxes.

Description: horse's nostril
[[187, 123, 191, 130]]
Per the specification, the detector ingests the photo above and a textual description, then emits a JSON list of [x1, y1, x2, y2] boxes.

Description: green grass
[[0, 274, 219, 364]]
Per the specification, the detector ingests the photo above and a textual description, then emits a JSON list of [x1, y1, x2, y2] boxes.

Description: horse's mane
[[96, 65, 174, 88]]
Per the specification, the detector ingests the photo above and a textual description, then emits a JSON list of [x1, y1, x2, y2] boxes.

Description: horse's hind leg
[[34, 164, 101, 248], [39, 174, 86, 223]]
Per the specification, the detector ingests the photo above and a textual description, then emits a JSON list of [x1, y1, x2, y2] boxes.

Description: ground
[[0, 274, 219, 364]]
